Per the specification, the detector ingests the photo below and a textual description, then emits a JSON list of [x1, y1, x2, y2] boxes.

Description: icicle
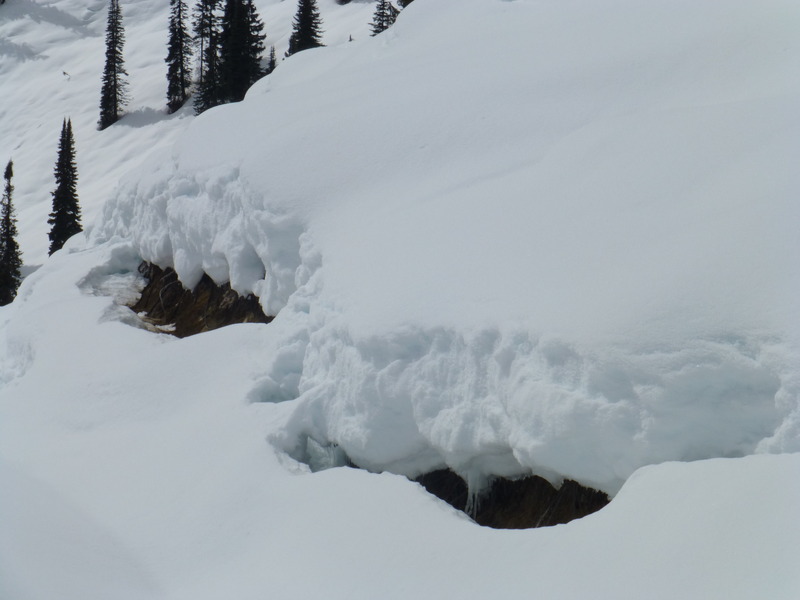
[[463, 471, 487, 518]]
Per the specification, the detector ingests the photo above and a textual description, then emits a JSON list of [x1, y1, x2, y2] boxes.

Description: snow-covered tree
[[98, 0, 128, 129], [48, 120, 82, 255], [166, 0, 194, 113], [0, 160, 21, 306], [285, 0, 324, 58]]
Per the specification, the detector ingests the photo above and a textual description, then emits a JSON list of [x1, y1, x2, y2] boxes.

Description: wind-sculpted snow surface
[[95, 161, 306, 315], [3, 0, 800, 597], [273, 323, 789, 492], [91, 0, 800, 492]]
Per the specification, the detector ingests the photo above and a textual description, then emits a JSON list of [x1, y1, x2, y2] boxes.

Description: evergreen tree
[[370, 0, 399, 36], [218, 0, 265, 103], [193, 0, 223, 113], [285, 0, 324, 58], [98, 0, 129, 129], [48, 120, 82, 255], [245, 0, 267, 73], [0, 160, 22, 306], [166, 0, 193, 113], [265, 45, 277, 75]]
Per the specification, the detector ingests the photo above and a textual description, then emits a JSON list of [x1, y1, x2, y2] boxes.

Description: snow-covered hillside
[[2, 0, 800, 597], [0, 0, 376, 263], [91, 0, 800, 492]]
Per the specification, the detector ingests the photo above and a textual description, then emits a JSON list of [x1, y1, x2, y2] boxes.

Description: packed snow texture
[[2, 0, 800, 597], [89, 0, 800, 492], [2, 244, 799, 599]]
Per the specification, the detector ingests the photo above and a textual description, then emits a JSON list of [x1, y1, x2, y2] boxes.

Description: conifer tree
[[285, 0, 324, 58], [193, 0, 223, 113], [245, 0, 267, 69], [98, 0, 129, 129], [218, 0, 265, 103], [265, 45, 277, 75], [0, 160, 22, 306], [370, 0, 399, 36], [166, 0, 193, 113], [48, 120, 82, 255]]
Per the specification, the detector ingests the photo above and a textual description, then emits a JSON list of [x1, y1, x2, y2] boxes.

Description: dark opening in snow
[[416, 469, 609, 529], [299, 438, 608, 529], [130, 262, 273, 337]]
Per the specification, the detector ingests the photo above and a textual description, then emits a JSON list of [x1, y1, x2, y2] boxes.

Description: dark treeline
[[192, 0, 266, 113], [100, 0, 410, 123], [285, 0, 324, 57]]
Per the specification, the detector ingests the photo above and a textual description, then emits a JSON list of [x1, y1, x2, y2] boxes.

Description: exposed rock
[[130, 262, 272, 338], [416, 469, 609, 529]]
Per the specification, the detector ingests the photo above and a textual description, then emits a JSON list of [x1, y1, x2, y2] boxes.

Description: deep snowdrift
[[2, 0, 800, 597], [91, 0, 800, 492], [2, 243, 799, 599]]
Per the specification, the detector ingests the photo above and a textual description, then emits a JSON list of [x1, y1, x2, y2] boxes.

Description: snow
[[89, 0, 800, 491], [1, 0, 799, 597], [0, 0, 375, 264]]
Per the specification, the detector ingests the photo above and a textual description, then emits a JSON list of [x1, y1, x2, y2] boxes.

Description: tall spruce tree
[[245, 0, 267, 76], [285, 0, 324, 58], [218, 0, 265, 103], [48, 120, 82, 255], [265, 45, 276, 75], [98, 0, 129, 129], [193, 0, 223, 113], [166, 0, 193, 113], [370, 0, 399, 36], [0, 160, 22, 306]]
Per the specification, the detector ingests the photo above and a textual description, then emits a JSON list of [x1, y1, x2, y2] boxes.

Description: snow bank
[[2, 0, 800, 596], [2, 245, 799, 600], [88, 0, 800, 492]]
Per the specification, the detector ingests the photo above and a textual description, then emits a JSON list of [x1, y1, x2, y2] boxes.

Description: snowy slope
[[91, 0, 800, 492], [0, 0, 376, 263], [1, 245, 799, 599], [1, 0, 800, 597]]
